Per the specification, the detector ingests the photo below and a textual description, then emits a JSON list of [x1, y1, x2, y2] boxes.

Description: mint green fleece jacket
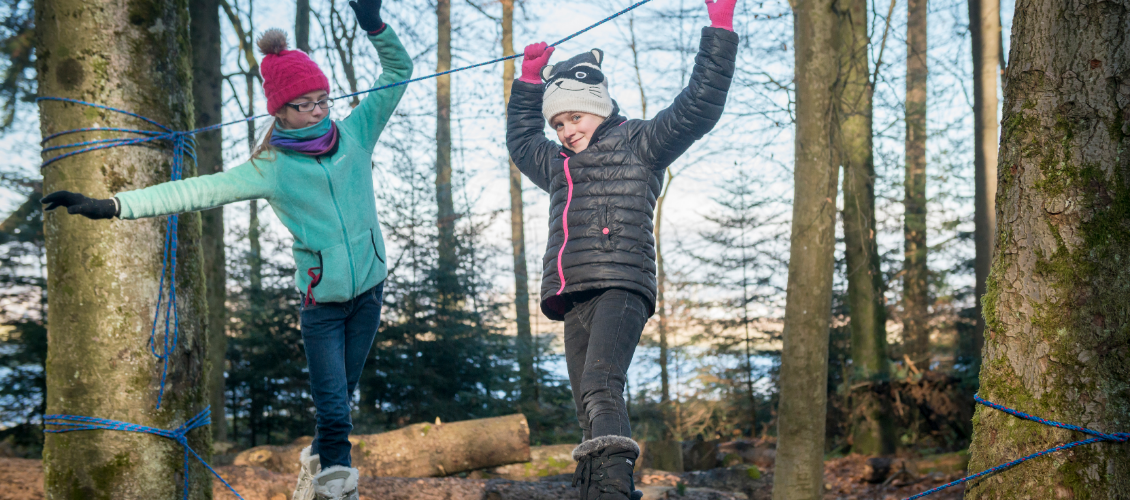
[[116, 28, 412, 303]]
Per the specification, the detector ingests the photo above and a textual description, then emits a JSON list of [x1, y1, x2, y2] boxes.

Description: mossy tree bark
[[966, 1, 1130, 497], [836, 0, 894, 456], [36, 0, 209, 498], [967, 0, 1000, 369], [902, 0, 930, 367], [500, 0, 536, 409], [773, 0, 840, 495], [190, 0, 227, 443], [295, 0, 311, 53]]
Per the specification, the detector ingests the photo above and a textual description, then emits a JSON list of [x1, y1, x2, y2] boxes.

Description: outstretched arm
[[506, 43, 560, 192], [636, 0, 739, 169], [43, 160, 275, 220], [338, 0, 414, 152]]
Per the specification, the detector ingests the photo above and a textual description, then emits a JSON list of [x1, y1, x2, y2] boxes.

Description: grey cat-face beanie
[[541, 48, 614, 124]]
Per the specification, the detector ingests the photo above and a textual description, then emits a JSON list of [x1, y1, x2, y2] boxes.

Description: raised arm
[[506, 43, 560, 192], [636, 3, 739, 169], [338, 0, 414, 152]]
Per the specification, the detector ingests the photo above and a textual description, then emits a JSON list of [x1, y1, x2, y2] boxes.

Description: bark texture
[[966, 0, 1130, 497], [501, 0, 535, 407], [836, 0, 894, 456], [902, 0, 930, 367], [968, 0, 1000, 368], [36, 0, 209, 498], [234, 414, 531, 478], [190, 0, 227, 443], [435, 0, 457, 282], [773, 0, 841, 496]]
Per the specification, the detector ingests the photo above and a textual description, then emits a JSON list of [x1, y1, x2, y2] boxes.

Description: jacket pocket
[[595, 204, 615, 252], [310, 242, 352, 303], [370, 228, 385, 264]]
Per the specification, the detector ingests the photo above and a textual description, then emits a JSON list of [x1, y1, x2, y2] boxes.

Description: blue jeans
[[300, 282, 384, 468], [563, 288, 648, 441]]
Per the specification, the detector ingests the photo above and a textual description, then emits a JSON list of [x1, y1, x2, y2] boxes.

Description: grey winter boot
[[313, 465, 359, 500], [572, 436, 644, 500], [293, 446, 321, 500]]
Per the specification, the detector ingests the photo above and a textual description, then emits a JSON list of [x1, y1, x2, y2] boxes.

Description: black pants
[[564, 288, 648, 441]]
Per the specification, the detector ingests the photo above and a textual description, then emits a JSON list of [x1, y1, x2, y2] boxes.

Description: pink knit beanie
[[257, 29, 331, 116]]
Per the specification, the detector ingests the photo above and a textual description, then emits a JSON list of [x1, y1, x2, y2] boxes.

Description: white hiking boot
[[313, 465, 359, 500], [293, 446, 321, 500]]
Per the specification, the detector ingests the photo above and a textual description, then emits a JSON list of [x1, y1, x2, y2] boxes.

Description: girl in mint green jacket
[[41, 1, 406, 498]]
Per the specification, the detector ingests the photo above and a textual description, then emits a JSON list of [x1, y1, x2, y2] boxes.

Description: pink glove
[[519, 42, 555, 84], [705, 0, 736, 31]]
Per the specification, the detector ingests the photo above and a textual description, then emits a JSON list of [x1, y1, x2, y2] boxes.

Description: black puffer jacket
[[507, 27, 739, 321]]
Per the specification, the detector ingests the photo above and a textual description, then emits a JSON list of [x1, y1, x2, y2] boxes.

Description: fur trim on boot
[[314, 465, 359, 500], [293, 446, 321, 500], [572, 436, 643, 500]]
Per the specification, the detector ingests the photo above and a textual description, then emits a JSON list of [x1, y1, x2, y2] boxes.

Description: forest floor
[[0, 454, 966, 500]]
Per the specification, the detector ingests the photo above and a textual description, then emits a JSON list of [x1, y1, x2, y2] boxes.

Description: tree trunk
[[772, 0, 840, 496], [967, 0, 999, 370], [37, 0, 209, 498], [235, 414, 531, 477], [191, 0, 228, 443], [435, 0, 457, 293], [902, 0, 930, 367], [295, 0, 311, 53], [656, 171, 671, 406], [500, 0, 535, 409], [836, 0, 894, 456], [965, 2, 1130, 497]]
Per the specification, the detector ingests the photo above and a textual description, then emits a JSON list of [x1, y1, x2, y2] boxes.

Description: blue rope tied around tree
[[44, 407, 245, 500], [904, 395, 1129, 500]]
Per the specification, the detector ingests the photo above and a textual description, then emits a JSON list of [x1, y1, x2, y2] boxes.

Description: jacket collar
[[561, 100, 627, 158]]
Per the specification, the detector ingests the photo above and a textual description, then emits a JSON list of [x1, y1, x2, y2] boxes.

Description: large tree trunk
[[435, 0, 457, 292], [501, 0, 535, 409], [967, 0, 999, 370], [37, 0, 209, 498], [235, 414, 531, 477], [295, 0, 311, 53], [902, 0, 930, 367], [836, 0, 894, 456], [965, 2, 1130, 497], [191, 0, 228, 444], [772, 0, 840, 496]]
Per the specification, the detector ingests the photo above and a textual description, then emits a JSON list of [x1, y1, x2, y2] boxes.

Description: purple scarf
[[270, 120, 340, 156]]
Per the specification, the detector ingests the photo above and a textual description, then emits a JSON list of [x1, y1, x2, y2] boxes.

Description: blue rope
[[903, 395, 1129, 500], [45, 407, 245, 500]]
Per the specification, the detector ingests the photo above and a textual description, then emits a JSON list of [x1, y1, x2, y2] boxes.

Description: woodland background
[[0, 0, 1008, 460]]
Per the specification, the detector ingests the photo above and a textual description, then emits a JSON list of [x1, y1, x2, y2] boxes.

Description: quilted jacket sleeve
[[635, 27, 739, 169], [506, 80, 560, 192]]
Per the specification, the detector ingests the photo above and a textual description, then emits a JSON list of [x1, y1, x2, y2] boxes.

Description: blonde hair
[[250, 121, 278, 165]]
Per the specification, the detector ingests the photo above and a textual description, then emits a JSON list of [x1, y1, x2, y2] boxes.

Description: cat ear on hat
[[590, 49, 604, 65], [540, 64, 556, 83]]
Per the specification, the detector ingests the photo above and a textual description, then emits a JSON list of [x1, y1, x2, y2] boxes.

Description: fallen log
[[234, 414, 530, 478], [485, 444, 577, 480]]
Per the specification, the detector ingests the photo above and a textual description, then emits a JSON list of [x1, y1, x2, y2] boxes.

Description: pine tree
[[902, 0, 930, 367]]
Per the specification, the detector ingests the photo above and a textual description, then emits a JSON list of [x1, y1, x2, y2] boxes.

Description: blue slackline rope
[[45, 407, 245, 500], [903, 395, 1128, 500]]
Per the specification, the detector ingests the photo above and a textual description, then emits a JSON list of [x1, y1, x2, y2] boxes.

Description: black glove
[[349, 0, 384, 33], [41, 191, 119, 220]]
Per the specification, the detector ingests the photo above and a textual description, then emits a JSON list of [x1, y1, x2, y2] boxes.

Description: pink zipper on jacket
[[556, 152, 574, 295]]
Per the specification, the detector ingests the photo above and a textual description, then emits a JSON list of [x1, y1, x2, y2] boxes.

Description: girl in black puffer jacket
[[507, 1, 738, 498]]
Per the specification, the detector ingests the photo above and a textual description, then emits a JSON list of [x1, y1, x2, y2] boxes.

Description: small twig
[[903, 353, 922, 375], [870, 0, 897, 87]]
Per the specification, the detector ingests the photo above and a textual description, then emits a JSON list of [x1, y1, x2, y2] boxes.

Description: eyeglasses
[[286, 98, 335, 113]]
